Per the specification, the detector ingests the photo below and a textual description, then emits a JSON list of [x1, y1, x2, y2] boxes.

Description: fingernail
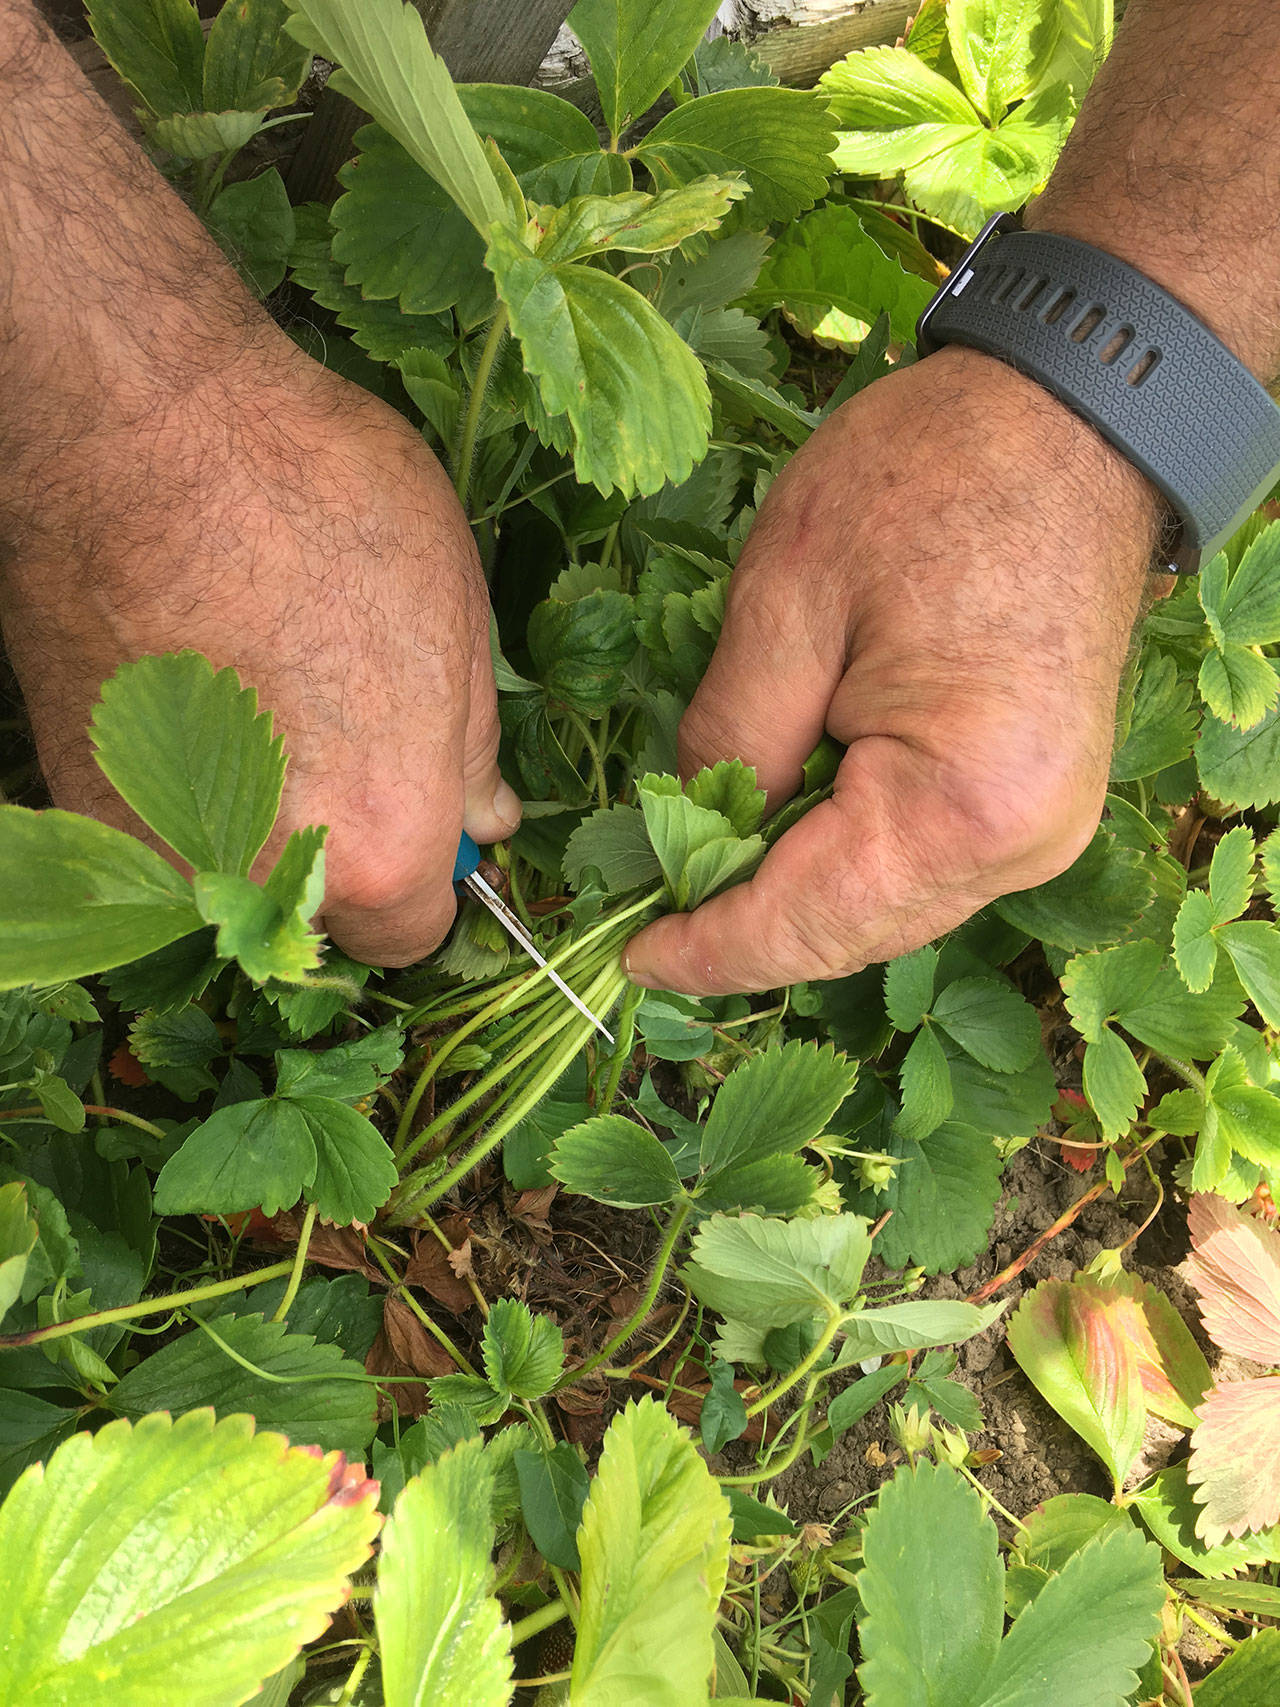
[[622, 948, 661, 990], [492, 779, 522, 828]]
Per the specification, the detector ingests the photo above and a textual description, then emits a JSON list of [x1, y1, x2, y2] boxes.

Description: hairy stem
[[455, 304, 509, 514], [0, 1259, 294, 1348]]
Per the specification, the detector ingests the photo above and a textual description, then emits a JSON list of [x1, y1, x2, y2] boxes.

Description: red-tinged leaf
[[1075, 1273, 1211, 1431], [1188, 1377, 1280, 1544], [1008, 1278, 1145, 1492], [107, 1040, 149, 1086], [1060, 1142, 1095, 1173], [1185, 1193, 1280, 1363]]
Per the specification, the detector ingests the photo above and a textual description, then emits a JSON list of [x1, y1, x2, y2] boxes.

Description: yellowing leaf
[[571, 1397, 731, 1706], [1189, 1378, 1280, 1545], [1185, 1193, 1280, 1364]]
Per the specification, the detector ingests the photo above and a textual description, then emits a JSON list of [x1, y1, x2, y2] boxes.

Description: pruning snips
[[453, 833, 615, 1044]]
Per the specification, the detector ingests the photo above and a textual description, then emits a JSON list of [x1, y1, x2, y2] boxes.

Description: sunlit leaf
[[1189, 1378, 1280, 1545], [1185, 1192, 1280, 1363]]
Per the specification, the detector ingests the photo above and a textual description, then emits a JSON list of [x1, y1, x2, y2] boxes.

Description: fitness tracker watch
[[915, 213, 1280, 572]]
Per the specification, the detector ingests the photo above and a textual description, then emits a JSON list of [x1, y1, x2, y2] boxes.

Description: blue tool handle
[[453, 832, 481, 884]]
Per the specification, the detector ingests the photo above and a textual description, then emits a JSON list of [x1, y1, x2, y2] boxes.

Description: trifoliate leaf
[[699, 1040, 857, 1176], [481, 1300, 564, 1400], [563, 804, 662, 895], [742, 203, 932, 348], [459, 84, 626, 202], [1200, 522, 1280, 645], [634, 87, 835, 224], [902, 80, 1072, 236], [552, 1114, 684, 1208], [683, 1212, 871, 1332], [995, 826, 1154, 949], [0, 1411, 377, 1707], [570, 1398, 731, 1706], [819, 44, 978, 173], [567, 0, 722, 139], [284, 0, 505, 233], [929, 976, 1040, 1072], [1061, 940, 1164, 1041], [486, 223, 710, 497], [91, 652, 285, 877], [0, 807, 203, 989], [110, 1314, 377, 1456]]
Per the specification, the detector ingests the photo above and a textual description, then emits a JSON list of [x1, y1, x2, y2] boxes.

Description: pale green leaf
[[536, 180, 745, 264], [284, 0, 505, 233], [1173, 889, 1219, 991], [203, 0, 311, 111], [486, 223, 710, 497], [1037, 0, 1112, 97], [552, 1114, 685, 1207], [1219, 920, 1280, 1029], [903, 81, 1072, 237], [571, 1397, 731, 1706], [1120, 958, 1245, 1059], [1061, 940, 1163, 1041], [91, 652, 285, 876], [1199, 642, 1280, 730], [152, 108, 266, 157], [482, 1300, 564, 1400], [634, 87, 836, 223], [85, 0, 205, 115], [699, 1040, 857, 1175], [743, 202, 933, 348], [1192, 1628, 1280, 1707], [930, 976, 1040, 1072], [1210, 824, 1257, 921], [0, 806, 203, 989], [1008, 1277, 1145, 1490], [682, 1212, 871, 1331], [0, 1411, 378, 1707], [679, 833, 766, 908], [0, 1183, 39, 1324], [1082, 1029, 1147, 1141], [819, 44, 978, 174], [1200, 521, 1280, 645], [637, 780, 737, 900], [884, 945, 937, 1033], [1205, 1047, 1280, 1169], [1197, 676, 1280, 809], [683, 760, 767, 838], [1131, 1462, 1280, 1575], [375, 1440, 511, 1707], [857, 1459, 1002, 1707], [194, 869, 323, 985], [110, 1312, 377, 1456], [567, 0, 721, 140], [947, 0, 1060, 120], [838, 1298, 1003, 1363]]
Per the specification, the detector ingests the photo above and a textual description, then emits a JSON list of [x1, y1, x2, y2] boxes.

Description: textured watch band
[[915, 214, 1280, 572]]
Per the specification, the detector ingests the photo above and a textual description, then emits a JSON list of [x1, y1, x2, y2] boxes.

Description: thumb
[[460, 620, 522, 845], [677, 570, 846, 805]]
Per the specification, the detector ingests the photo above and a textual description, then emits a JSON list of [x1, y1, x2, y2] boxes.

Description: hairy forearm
[[0, 1, 272, 495], [1028, 0, 1280, 381]]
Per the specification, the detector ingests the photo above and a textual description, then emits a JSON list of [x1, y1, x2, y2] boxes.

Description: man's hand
[[0, 1, 517, 967], [623, 346, 1161, 995], [1, 334, 520, 966]]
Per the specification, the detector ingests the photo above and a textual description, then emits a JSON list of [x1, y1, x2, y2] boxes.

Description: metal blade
[[463, 871, 616, 1044]]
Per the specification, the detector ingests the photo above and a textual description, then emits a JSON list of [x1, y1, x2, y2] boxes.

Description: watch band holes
[[994, 269, 1025, 303], [1126, 348, 1161, 387], [1070, 305, 1107, 343], [1016, 276, 1048, 312], [1099, 327, 1134, 366], [1040, 288, 1075, 325]]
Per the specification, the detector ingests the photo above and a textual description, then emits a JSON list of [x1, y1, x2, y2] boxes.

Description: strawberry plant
[[5, 0, 1280, 1700]]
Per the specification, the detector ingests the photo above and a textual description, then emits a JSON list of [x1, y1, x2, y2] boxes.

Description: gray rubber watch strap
[[915, 214, 1280, 571]]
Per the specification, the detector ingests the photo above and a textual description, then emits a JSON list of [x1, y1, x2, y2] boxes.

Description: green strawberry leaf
[[482, 1299, 565, 1400], [567, 0, 721, 140], [552, 1114, 685, 1208]]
